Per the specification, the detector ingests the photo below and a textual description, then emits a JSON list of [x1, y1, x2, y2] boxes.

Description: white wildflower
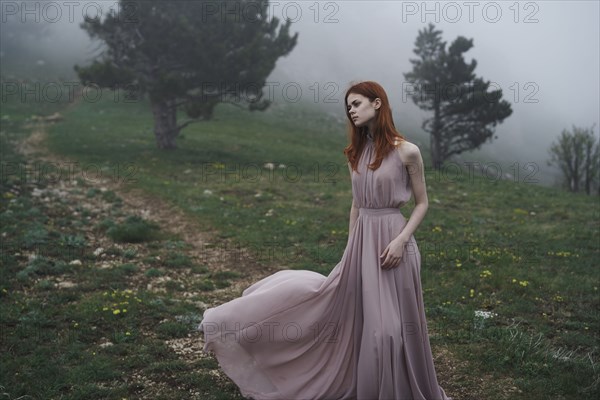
[[474, 310, 498, 319]]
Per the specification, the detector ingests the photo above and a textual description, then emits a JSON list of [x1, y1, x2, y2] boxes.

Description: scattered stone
[[56, 281, 76, 289]]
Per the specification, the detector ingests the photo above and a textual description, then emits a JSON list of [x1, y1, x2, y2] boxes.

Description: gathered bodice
[[351, 136, 412, 209]]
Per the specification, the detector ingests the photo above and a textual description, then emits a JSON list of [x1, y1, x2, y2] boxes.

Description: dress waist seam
[[358, 207, 402, 216]]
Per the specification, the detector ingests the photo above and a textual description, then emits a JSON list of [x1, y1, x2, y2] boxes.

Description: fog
[[1, 0, 599, 187]]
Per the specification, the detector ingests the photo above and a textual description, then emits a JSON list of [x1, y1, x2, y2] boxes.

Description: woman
[[199, 81, 451, 400]]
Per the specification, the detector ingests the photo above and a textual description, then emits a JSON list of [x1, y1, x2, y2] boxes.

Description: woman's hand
[[379, 236, 408, 270]]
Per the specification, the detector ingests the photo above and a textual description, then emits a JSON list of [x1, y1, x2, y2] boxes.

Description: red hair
[[343, 81, 405, 172]]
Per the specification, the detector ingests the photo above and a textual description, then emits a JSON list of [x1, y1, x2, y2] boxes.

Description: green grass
[[106, 215, 162, 243], [1, 85, 599, 399]]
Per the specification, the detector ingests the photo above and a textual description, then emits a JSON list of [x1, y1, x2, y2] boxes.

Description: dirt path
[[16, 118, 478, 399], [18, 120, 281, 304], [14, 119, 284, 397]]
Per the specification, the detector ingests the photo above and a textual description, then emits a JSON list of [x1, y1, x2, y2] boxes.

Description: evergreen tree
[[404, 23, 512, 168], [74, 0, 298, 149]]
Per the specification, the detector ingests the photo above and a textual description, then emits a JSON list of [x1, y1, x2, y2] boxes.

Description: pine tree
[[74, 0, 298, 149], [404, 23, 512, 169]]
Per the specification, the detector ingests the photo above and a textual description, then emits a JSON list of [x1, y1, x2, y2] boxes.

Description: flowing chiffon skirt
[[199, 209, 450, 400], [199, 137, 450, 399]]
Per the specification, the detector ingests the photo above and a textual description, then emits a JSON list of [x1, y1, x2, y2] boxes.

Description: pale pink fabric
[[199, 136, 451, 400]]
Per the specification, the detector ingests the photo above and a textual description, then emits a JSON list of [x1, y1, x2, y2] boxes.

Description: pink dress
[[199, 134, 451, 400]]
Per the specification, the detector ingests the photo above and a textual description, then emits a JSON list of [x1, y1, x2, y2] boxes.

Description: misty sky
[[1, 0, 599, 186], [270, 0, 600, 186]]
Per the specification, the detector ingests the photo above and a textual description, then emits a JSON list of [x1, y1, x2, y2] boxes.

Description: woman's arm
[[396, 142, 429, 241], [380, 143, 429, 269], [348, 163, 359, 237]]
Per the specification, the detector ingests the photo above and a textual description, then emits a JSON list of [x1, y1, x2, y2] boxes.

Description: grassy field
[[1, 85, 599, 399]]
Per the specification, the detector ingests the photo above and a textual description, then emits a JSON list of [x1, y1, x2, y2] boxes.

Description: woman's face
[[346, 93, 380, 128]]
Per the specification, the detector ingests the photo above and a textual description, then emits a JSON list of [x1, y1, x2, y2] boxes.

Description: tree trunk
[[584, 145, 592, 195], [431, 101, 443, 169], [151, 98, 180, 149], [573, 152, 580, 192]]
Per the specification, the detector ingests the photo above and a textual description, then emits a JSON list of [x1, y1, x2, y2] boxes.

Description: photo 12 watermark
[[402, 81, 540, 105], [193, 160, 540, 185], [1, 161, 139, 185], [1, 81, 144, 104], [199, 1, 341, 24], [198, 161, 343, 184], [200, 320, 428, 345], [400, 1, 541, 24], [1, 1, 125, 23], [0, 1, 342, 25], [0, 80, 342, 105]]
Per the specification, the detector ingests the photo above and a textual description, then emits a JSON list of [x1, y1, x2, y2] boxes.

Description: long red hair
[[343, 81, 405, 172]]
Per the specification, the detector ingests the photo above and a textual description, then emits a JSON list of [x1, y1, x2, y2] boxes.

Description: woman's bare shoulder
[[394, 139, 421, 164]]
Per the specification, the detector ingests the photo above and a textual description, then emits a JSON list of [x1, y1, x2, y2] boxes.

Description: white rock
[[56, 281, 76, 289]]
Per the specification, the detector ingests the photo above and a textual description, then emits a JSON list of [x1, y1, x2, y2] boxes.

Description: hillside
[[1, 89, 598, 399]]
